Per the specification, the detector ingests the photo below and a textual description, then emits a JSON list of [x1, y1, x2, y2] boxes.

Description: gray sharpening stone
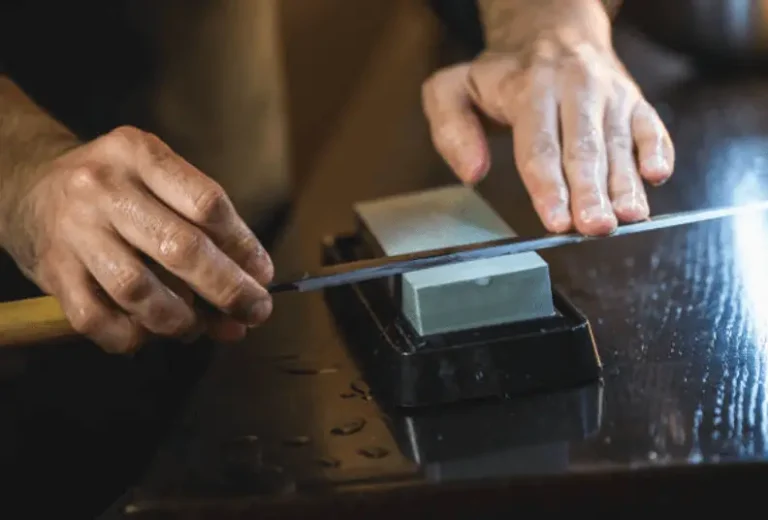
[[353, 185, 556, 336]]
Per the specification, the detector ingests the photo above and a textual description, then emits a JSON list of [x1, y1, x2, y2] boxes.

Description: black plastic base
[[322, 233, 602, 408], [393, 382, 603, 473]]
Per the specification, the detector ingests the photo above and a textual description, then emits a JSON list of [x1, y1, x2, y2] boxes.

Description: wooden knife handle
[[0, 295, 76, 348]]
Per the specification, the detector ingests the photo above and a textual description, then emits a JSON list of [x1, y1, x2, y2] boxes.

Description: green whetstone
[[353, 185, 556, 336]]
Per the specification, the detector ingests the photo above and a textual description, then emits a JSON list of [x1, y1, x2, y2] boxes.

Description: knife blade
[[267, 201, 768, 294]]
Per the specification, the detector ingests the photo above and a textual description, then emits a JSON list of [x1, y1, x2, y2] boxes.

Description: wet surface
[[4, 26, 768, 519], [119, 32, 768, 516]]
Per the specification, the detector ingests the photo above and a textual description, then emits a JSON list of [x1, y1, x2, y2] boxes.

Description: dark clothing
[[0, 5, 211, 518], [0, 0, 154, 139]]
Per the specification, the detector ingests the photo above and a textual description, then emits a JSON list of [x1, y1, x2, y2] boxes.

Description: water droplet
[[283, 435, 310, 447], [280, 362, 338, 375], [357, 446, 389, 459], [351, 379, 373, 400], [317, 456, 341, 468], [331, 418, 366, 436]]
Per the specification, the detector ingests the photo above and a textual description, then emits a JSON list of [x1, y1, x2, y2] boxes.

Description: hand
[[422, 27, 675, 236], [3, 126, 274, 353]]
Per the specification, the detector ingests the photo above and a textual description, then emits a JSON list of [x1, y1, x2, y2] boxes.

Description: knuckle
[[605, 128, 633, 151], [561, 53, 590, 74], [139, 130, 162, 147], [146, 135, 177, 168], [101, 126, 144, 156], [215, 277, 247, 312], [111, 125, 143, 139], [222, 230, 261, 260], [422, 64, 472, 104], [164, 314, 196, 337], [577, 185, 604, 202], [109, 266, 151, 302], [190, 184, 230, 224], [422, 65, 459, 91], [158, 227, 204, 268], [66, 165, 107, 194], [564, 157, 604, 184], [68, 302, 104, 335], [529, 131, 560, 161], [566, 131, 602, 163], [561, 60, 601, 91], [257, 254, 275, 284], [610, 81, 639, 106], [145, 306, 192, 337]]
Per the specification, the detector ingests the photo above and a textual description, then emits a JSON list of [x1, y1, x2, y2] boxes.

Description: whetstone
[[353, 185, 555, 336]]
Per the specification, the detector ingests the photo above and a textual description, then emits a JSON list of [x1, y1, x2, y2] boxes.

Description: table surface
[[121, 28, 768, 517], [5, 26, 768, 519]]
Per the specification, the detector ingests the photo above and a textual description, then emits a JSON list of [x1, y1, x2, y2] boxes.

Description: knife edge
[[267, 201, 768, 294]]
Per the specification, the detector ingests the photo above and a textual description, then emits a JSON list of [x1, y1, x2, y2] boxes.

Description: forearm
[[477, 0, 618, 52], [0, 76, 79, 240]]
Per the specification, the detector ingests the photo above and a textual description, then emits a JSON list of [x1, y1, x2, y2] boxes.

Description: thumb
[[421, 64, 490, 184]]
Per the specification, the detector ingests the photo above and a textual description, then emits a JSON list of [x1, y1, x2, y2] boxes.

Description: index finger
[[136, 132, 273, 286], [422, 64, 491, 184]]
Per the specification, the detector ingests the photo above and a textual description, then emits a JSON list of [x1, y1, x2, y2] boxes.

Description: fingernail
[[641, 155, 669, 176], [580, 205, 612, 224], [579, 205, 618, 235], [249, 298, 273, 326], [547, 206, 571, 232], [613, 194, 649, 219]]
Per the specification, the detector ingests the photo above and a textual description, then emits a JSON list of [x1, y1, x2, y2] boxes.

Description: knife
[[2, 201, 766, 348], [267, 200, 768, 294]]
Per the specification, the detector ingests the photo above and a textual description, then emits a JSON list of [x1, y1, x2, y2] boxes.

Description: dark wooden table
[[4, 25, 768, 518], [122, 27, 768, 516]]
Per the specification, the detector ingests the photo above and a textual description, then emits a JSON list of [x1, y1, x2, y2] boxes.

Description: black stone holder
[[322, 233, 603, 408]]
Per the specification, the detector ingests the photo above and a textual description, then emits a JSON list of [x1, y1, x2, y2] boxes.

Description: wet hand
[[422, 28, 674, 235], [7, 126, 273, 353]]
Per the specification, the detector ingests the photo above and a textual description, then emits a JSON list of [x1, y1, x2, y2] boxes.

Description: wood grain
[[0, 295, 75, 347]]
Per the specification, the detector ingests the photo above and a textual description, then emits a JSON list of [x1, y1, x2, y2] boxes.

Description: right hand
[[421, 3, 675, 236], [4, 126, 274, 353]]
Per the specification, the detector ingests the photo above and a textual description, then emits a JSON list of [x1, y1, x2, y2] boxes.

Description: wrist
[[479, 0, 612, 55], [0, 134, 80, 247]]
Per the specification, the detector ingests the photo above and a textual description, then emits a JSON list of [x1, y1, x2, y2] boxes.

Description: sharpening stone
[[353, 185, 556, 336]]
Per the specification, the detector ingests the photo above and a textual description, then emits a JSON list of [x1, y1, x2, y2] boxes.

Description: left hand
[[421, 28, 675, 236]]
